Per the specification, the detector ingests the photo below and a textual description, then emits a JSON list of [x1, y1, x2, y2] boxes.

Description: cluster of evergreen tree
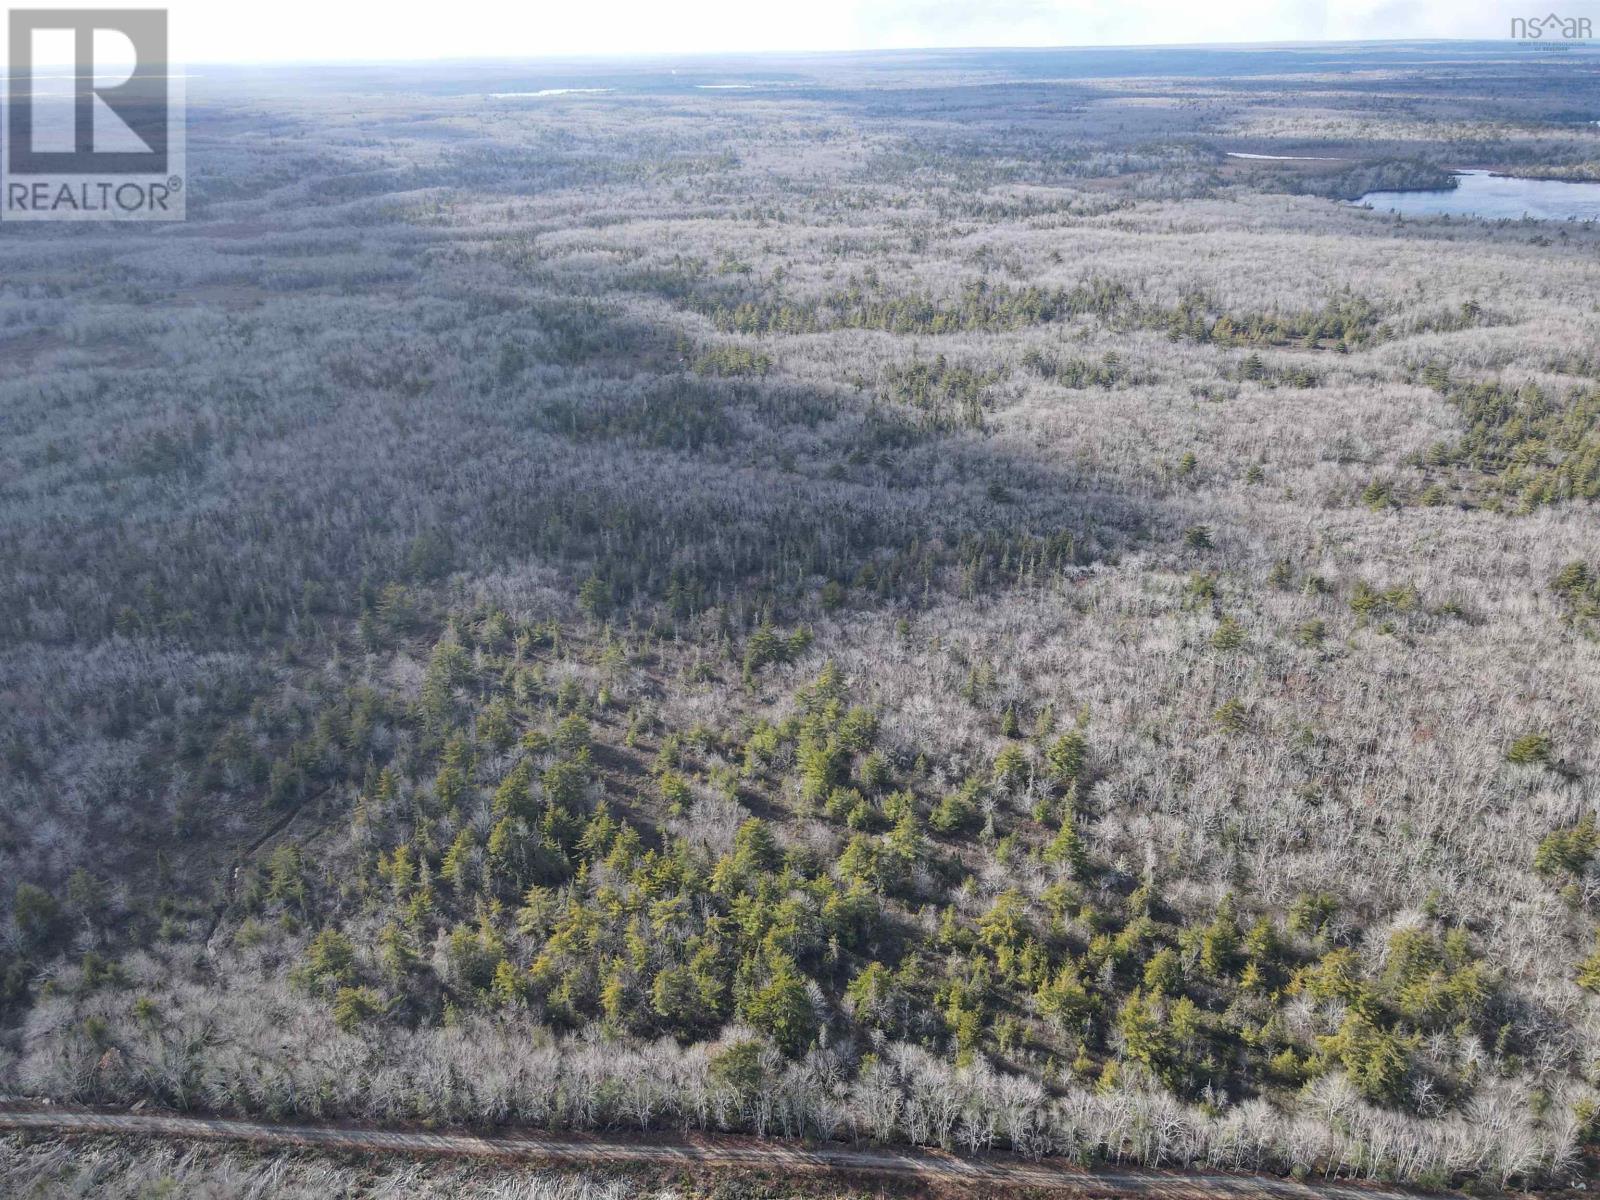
[[1020, 349, 1129, 389], [1414, 368, 1600, 511], [1153, 290, 1384, 350], [1551, 560, 1600, 634], [878, 355, 1003, 432], [91, 602, 1511, 1121]]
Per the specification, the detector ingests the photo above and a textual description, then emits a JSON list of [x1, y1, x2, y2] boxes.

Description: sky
[[5, 0, 1586, 65]]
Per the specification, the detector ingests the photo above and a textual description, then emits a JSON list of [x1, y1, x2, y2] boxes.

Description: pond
[[1352, 169, 1600, 221]]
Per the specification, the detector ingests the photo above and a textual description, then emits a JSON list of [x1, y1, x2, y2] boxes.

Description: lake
[[1353, 169, 1600, 221]]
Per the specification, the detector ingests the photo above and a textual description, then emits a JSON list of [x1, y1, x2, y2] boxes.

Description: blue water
[[1354, 169, 1600, 221]]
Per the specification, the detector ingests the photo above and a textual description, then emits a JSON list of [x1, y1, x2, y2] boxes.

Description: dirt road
[[0, 1103, 1442, 1197]]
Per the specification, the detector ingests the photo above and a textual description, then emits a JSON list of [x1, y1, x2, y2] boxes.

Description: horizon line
[[36, 35, 1584, 72]]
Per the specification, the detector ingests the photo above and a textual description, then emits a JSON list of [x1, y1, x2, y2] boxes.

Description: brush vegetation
[[4, 42, 1600, 1193]]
